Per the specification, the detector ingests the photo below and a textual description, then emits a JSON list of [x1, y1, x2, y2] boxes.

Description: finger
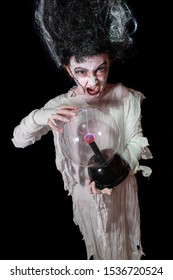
[[87, 183, 93, 194], [87, 180, 100, 194], [87, 179, 94, 194], [91, 182, 102, 195], [52, 109, 77, 123], [52, 114, 72, 123], [56, 106, 78, 116], [48, 117, 58, 127], [101, 188, 113, 195], [91, 183, 98, 194], [48, 121, 62, 132], [59, 106, 78, 111]]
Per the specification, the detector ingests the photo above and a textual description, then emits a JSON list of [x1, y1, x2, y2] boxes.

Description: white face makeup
[[65, 53, 110, 97]]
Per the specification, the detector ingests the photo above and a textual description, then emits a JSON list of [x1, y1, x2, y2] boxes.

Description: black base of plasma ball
[[88, 149, 130, 190]]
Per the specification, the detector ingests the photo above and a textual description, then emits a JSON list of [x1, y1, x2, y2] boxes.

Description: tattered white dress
[[12, 83, 152, 259]]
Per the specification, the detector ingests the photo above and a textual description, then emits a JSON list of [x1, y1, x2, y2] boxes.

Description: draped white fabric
[[12, 83, 152, 259]]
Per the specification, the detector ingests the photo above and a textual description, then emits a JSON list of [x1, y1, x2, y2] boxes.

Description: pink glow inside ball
[[59, 106, 120, 167], [84, 133, 95, 144]]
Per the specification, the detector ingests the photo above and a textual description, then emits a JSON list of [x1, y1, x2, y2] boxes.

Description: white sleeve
[[11, 92, 70, 148], [122, 89, 153, 177], [11, 109, 50, 148]]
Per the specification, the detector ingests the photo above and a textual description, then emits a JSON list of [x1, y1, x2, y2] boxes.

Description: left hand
[[101, 187, 114, 195], [87, 180, 114, 196]]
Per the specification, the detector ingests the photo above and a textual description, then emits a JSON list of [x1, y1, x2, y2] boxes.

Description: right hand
[[33, 105, 78, 131]]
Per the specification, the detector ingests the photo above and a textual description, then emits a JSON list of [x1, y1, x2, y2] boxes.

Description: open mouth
[[87, 86, 100, 96]]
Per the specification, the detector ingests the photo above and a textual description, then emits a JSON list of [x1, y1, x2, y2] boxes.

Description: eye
[[97, 65, 107, 73], [75, 69, 87, 76]]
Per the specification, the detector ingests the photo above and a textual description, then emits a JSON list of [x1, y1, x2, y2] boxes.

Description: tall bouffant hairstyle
[[35, 0, 137, 68]]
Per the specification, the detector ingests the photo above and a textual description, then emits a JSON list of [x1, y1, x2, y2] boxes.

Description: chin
[[85, 92, 102, 99]]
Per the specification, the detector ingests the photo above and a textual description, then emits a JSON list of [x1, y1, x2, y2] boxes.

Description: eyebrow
[[74, 61, 108, 71]]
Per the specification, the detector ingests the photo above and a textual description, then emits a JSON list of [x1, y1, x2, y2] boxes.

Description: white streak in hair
[[109, 1, 137, 44]]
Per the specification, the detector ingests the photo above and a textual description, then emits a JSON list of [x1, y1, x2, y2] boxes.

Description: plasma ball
[[84, 133, 95, 144]]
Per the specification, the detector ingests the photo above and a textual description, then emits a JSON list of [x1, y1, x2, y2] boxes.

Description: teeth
[[87, 87, 99, 95]]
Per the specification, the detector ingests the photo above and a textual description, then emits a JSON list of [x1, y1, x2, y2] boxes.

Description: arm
[[11, 109, 50, 148], [12, 102, 78, 148], [87, 88, 153, 196], [122, 89, 153, 177]]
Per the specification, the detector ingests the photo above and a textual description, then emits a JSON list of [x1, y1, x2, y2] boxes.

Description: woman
[[12, 0, 152, 259]]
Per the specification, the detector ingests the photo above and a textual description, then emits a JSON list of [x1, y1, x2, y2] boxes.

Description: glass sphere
[[59, 106, 120, 167]]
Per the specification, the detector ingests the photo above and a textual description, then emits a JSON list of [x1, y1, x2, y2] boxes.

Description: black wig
[[35, 0, 137, 68]]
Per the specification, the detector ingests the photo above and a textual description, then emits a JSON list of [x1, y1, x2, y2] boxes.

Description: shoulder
[[111, 83, 144, 99], [42, 88, 73, 109], [109, 83, 145, 106]]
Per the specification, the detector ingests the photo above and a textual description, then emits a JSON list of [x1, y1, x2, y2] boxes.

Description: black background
[[2, 1, 172, 260]]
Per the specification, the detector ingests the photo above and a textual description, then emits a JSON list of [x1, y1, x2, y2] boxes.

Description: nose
[[87, 75, 98, 88]]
